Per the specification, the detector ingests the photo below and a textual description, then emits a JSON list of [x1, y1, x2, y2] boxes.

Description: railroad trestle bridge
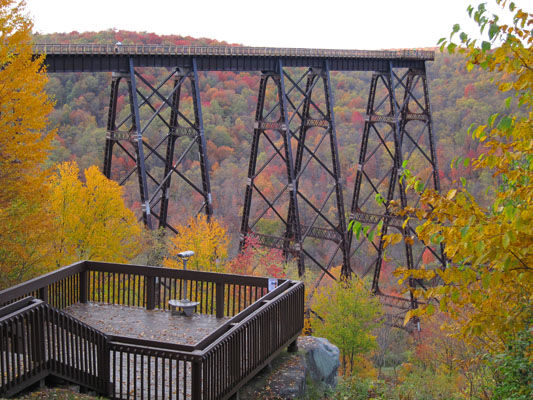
[[34, 44, 446, 314]]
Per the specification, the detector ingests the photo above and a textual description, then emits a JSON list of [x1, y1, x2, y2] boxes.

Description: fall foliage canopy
[[0, 0, 55, 287], [164, 214, 229, 272], [47, 161, 143, 267], [392, 0, 532, 353]]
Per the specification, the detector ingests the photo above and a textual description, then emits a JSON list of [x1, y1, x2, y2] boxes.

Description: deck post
[[38, 287, 48, 303], [216, 282, 224, 318], [79, 270, 88, 303], [146, 276, 156, 310], [288, 339, 298, 353], [191, 359, 202, 400], [98, 337, 111, 396]]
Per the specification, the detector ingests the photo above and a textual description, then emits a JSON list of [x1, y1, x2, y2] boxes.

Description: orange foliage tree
[[0, 0, 55, 287]]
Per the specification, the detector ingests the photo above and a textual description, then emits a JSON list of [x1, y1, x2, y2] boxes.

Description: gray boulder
[[238, 336, 340, 399], [304, 337, 340, 387]]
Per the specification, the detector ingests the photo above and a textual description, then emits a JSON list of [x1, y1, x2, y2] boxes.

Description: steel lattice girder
[[347, 63, 445, 314], [102, 57, 212, 232], [239, 60, 350, 279]]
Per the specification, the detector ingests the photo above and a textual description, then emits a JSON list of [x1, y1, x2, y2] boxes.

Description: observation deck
[[0, 261, 304, 399]]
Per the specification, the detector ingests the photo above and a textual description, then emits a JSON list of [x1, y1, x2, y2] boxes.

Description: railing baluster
[[182, 359, 187, 399], [140, 351, 144, 400], [175, 357, 179, 400], [216, 282, 224, 318], [21, 315, 28, 381], [154, 352, 159, 399], [119, 346, 123, 399], [106, 271, 110, 304], [76, 316, 82, 382], [133, 352, 137, 399], [147, 352, 151, 399], [0, 322, 5, 389], [126, 346, 131, 400], [9, 320, 14, 389]]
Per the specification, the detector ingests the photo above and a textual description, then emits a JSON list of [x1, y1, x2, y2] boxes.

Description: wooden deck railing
[[0, 297, 109, 398], [0, 261, 304, 399]]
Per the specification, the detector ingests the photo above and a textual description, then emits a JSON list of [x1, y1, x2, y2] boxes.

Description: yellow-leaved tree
[[47, 162, 143, 267], [310, 277, 382, 377], [0, 0, 55, 288], [390, 1, 531, 397], [164, 214, 228, 272]]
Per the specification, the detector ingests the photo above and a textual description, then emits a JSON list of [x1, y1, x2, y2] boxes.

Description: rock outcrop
[[239, 336, 340, 399]]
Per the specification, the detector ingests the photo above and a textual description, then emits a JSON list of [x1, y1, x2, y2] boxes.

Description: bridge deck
[[34, 44, 434, 73]]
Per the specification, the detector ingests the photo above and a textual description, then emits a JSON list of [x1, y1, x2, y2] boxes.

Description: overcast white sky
[[24, 0, 509, 49]]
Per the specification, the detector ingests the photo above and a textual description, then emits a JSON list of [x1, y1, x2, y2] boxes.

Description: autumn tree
[[390, 1, 532, 396], [143, 227, 170, 267], [226, 235, 287, 278], [164, 214, 229, 272], [47, 162, 143, 266], [0, 0, 55, 287], [310, 277, 382, 376]]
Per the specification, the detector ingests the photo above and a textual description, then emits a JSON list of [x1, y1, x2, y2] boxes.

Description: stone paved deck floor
[[64, 302, 229, 345]]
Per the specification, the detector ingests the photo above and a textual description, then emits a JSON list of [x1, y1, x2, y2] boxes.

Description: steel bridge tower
[[239, 61, 351, 279], [347, 63, 446, 327], [102, 58, 212, 233]]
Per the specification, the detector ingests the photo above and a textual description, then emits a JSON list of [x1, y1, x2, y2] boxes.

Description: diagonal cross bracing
[[347, 64, 445, 323], [102, 57, 212, 231], [239, 62, 350, 278]]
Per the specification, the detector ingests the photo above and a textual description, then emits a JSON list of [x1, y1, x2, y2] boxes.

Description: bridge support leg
[[102, 57, 212, 232], [286, 63, 351, 280], [159, 61, 213, 229], [347, 63, 445, 325], [239, 63, 304, 274], [239, 60, 350, 280], [103, 73, 120, 179]]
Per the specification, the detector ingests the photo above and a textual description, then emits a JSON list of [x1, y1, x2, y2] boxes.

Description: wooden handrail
[[0, 261, 86, 305], [85, 260, 272, 286]]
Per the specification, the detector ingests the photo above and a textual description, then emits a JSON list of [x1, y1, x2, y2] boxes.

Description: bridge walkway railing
[[33, 43, 434, 60]]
